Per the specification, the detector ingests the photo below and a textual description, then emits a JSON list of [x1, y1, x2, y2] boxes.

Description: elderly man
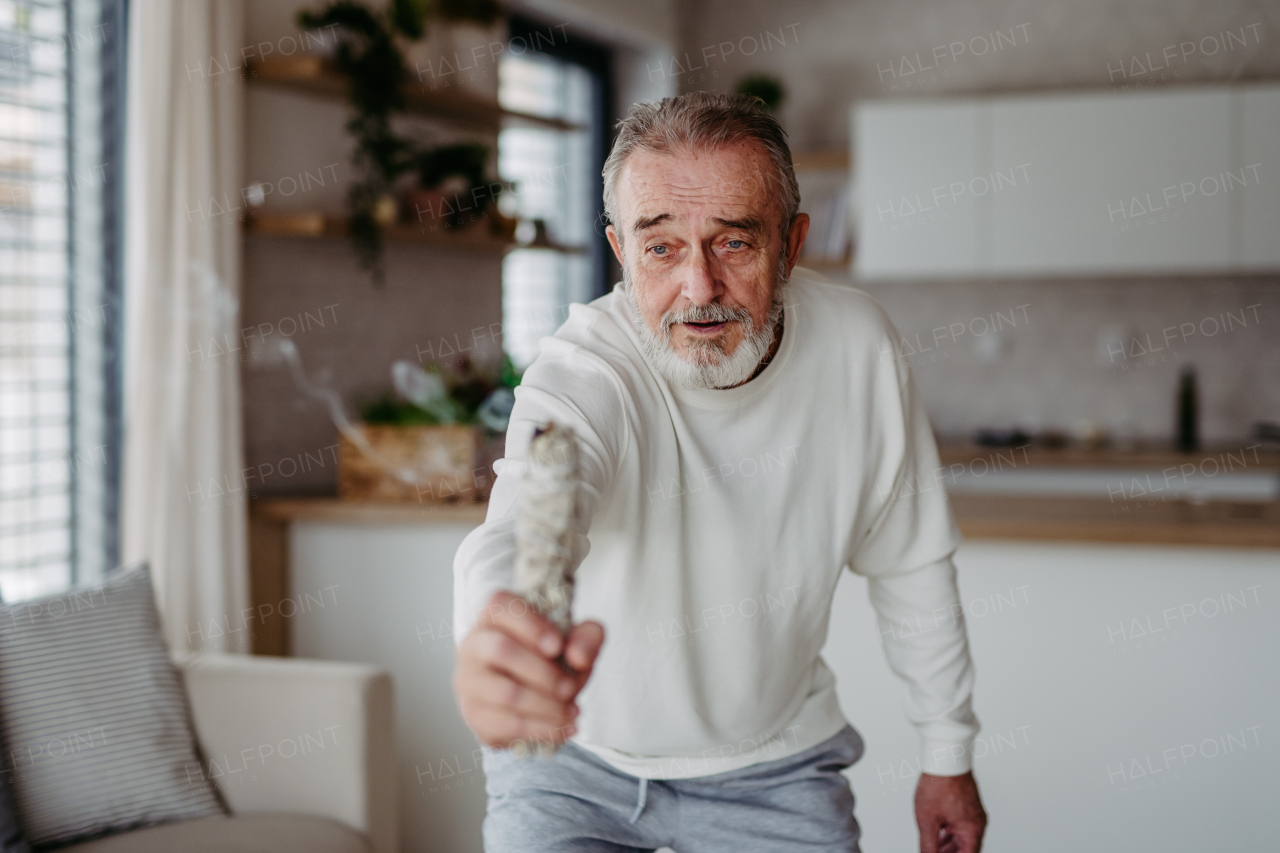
[[453, 93, 987, 853]]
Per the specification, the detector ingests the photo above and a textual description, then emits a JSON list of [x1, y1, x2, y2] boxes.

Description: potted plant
[[338, 355, 520, 502]]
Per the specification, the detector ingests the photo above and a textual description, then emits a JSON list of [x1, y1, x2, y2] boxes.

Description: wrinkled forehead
[[616, 142, 783, 232]]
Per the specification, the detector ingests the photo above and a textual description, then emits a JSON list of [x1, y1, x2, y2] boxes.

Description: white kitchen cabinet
[[1239, 85, 1280, 268], [829, 540, 1279, 853], [987, 89, 1232, 275], [854, 84, 1279, 278], [854, 100, 986, 276]]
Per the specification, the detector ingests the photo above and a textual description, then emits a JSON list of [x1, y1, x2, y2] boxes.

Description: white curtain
[[122, 0, 249, 654]]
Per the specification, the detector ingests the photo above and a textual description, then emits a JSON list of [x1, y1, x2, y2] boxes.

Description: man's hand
[[915, 771, 987, 853], [454, 590, 605, 750]]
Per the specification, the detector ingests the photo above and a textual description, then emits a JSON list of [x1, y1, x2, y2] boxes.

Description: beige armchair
[[60, 653, 398, 853]]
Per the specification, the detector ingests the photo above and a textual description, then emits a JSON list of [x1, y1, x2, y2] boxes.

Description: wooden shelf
[[247, 56, 583, 132], [244, 210, 586, 255], [244, 210, 509, 253]]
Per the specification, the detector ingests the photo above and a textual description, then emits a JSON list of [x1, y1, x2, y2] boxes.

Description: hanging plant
[[295, 0, 505, 283], [296, 1, 428, 283]]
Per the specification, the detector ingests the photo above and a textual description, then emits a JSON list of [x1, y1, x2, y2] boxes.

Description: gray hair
[[602, 92, 800, 243]]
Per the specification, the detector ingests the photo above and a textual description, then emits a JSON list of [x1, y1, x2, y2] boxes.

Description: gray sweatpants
[[481, 724, 865, 852]]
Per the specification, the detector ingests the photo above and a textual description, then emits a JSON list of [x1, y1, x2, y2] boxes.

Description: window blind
[[0, 0, 111, 601]]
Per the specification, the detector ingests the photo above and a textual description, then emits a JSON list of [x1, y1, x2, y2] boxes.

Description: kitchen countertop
[[252, 494, 1280, 548], [936, 439, 1280, 471], [950, 493, 1280, 548]]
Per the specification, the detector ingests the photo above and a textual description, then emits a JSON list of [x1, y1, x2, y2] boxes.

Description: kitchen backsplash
[[850, 273, 1278, 444]]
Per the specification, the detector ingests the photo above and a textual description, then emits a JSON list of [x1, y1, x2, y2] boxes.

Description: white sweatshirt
[[453, 267, 979, 779]]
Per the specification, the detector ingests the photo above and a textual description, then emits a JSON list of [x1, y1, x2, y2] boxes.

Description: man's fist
[[453, 590, 605, 750], [915, 771, 987, 853]]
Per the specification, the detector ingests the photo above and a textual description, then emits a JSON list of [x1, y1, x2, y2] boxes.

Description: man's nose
[[680, 247, 720, 306]]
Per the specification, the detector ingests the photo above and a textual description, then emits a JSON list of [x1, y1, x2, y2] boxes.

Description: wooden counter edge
[[251, 497, 489, 525], [956, 517, 1280, 549], [951, 492, 1280, 549], [249, 496, 1279, 548]]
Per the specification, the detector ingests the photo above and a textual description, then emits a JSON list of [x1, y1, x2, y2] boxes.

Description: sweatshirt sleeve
[[864, 556, 979, 775], [451, 338, 629, 644], [847, 310, 979, 775]]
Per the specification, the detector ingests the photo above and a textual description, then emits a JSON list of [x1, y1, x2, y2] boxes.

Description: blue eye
[[649, 245, 667, 255], [726, 240, 744, 249]]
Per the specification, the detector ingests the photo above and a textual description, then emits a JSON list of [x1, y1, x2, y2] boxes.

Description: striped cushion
[[0, 565, 224, 847]]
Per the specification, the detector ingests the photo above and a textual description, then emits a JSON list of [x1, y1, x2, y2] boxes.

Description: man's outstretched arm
[[866, 556, 986, 853], [452, 343, 628, 749]]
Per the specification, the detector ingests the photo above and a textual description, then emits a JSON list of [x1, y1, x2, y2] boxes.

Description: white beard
[[624, 264, 788, 391]]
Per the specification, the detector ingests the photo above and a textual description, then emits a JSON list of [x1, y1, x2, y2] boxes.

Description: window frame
[[95, 0, 125, 575], [506, 13, 614, 300]]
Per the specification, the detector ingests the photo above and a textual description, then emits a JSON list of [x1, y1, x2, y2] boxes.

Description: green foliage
[[299, 1, 429, 284], [734, 74, 785, 112], [360, 357, 515, 426], [391, 0, 430, 39], [299, 2, 413, 116], [437, 0, 501, 25], [345, 183, 384, 278], [360, 393, 447, 425], [499, 353, 522, 389]]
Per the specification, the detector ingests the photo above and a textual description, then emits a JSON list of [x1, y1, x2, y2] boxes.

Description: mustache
[[660, 302, 754, 332]]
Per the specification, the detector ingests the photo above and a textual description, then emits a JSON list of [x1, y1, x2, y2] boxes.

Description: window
[[497, 18, 611, 368], [0, 0, 120, 601]]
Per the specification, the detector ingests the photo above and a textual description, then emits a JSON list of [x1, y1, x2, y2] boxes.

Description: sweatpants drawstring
[[628, 777, 649, 824]]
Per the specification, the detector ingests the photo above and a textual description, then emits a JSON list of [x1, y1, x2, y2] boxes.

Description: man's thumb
[[564, 620, 605, 670]]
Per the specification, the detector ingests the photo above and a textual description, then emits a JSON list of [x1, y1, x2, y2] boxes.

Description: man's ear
[[784, 212, 810, 276], [605, 224, 625, 267]]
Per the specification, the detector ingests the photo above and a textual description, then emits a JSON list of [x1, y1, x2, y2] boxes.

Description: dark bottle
[[1176, 366, 1199, 453]]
